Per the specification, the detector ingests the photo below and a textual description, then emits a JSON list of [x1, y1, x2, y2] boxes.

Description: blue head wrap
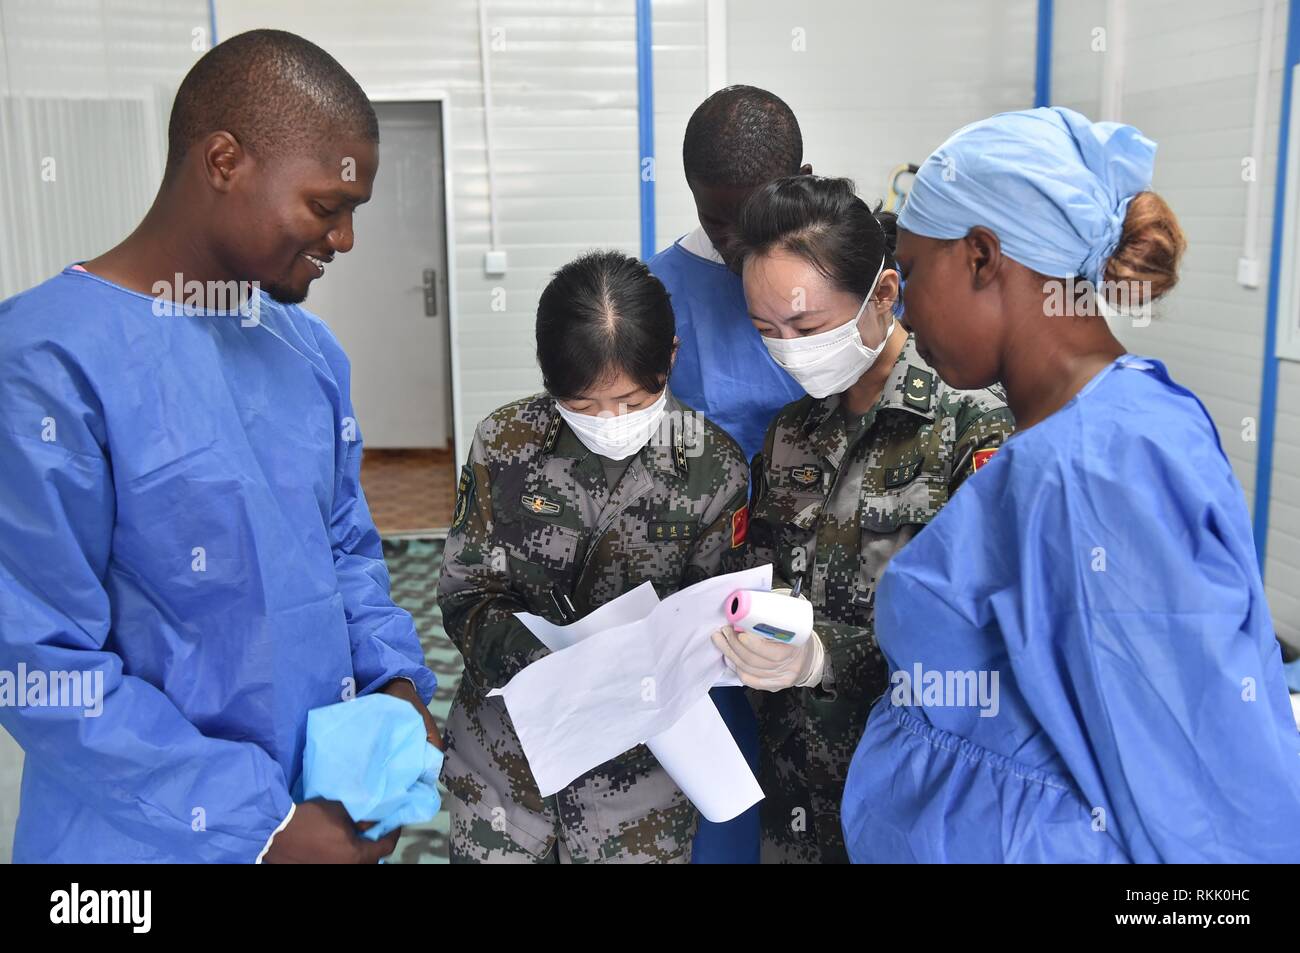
[[898, 107, 1156, 288]]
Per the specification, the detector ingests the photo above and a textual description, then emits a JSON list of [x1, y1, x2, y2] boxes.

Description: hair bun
[[871, 205, 899, 259], [1103, 191, 1185, 305]]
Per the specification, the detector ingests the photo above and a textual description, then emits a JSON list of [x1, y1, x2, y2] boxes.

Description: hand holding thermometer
[[724, 581, 814, 647]]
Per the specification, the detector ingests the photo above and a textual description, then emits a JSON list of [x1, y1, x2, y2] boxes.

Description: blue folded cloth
[[301, 694, 444, 840]]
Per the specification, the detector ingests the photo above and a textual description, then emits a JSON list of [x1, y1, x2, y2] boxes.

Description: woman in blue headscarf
[[841, 107, 1300, 863]]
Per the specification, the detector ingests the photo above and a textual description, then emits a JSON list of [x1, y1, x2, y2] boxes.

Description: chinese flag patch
[[971, 448, 998, 474], [731, 505, 749, 548]]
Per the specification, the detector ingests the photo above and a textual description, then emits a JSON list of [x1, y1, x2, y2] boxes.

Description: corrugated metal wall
[[1052, 0, 1299, 649], [0, 0, 204, 297], [1273, 368, 1300, 648], [216, 0, 1046, 471], [0, 0, 211, 865], [724, 0, 1037, 209], [1, 0, 1294, 864], [651, 0, 709, 249], [218, 0, 646, 455]]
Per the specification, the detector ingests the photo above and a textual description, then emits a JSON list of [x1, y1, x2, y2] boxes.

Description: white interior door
[[307, 99, 453, 448]]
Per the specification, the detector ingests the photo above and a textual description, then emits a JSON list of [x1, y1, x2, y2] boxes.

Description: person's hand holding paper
[[490, 565, 772, 821]]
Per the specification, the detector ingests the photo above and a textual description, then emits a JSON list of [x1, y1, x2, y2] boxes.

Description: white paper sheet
[[514, 578, 761, 821], [519, 581, 660, 654], [492, 565, 772, 820], [645, 696, 763, 822]]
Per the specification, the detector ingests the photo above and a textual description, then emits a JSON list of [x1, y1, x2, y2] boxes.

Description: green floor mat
[[382, 536, 460, 864]]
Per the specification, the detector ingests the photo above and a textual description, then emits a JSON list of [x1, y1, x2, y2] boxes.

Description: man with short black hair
[[651, 85, 810, 464], [0, 29, 438, 863], [647, 85, 812, 864]]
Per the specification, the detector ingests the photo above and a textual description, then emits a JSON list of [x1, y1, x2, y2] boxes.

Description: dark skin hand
[[893, 226, 1125, 432], [263, 682, 442, 863], [263, 799, 401, 864], [688, 163, 813, 273], [380, 677, 444, 750]]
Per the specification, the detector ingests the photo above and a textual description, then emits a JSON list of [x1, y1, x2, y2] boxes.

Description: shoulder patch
[[451, 464, 475, 531], [731, 505, 749, 548], [903, 366, 933, 411], [971, 447, 998, 474]]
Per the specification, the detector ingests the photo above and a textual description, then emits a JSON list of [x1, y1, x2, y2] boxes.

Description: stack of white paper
[[488, 566, 772, 822]]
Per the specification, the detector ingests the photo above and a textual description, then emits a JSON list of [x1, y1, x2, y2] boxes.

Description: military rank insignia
[[731, 505, 749, 548], [788, 464, 821, 488], [521, 493, 563, 517], [971, 447, 998, 474], [673, 426, 689, 476], [903, 366, 933, 411], [542, 413, 562, 453], [451, 465, 475, 531]]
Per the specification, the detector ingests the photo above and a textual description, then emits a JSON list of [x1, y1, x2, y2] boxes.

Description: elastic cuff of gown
[[386, 670, 438, 704], [255, 803, 296, 864]]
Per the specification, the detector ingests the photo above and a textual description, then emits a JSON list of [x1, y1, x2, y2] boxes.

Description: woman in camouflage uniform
[[437, 250, 750, 863], [712, 177, 1015, 863]]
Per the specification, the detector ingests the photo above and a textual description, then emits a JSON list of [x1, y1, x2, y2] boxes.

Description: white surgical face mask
[[761, 259, 894, 399], [555, 389, 669, 460]]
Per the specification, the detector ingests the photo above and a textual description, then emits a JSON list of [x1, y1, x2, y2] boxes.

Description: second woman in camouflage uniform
[[437, 251, 750, 863], [713, 177, 1015, 863]]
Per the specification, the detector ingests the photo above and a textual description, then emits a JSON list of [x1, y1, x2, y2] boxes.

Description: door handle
[[423, 268, 438, 317]]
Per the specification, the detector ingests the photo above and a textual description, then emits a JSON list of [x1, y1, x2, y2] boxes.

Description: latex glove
[[712, 623, 825, 691]]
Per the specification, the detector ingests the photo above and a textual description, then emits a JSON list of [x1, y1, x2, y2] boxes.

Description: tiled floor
[[364, 450, 461, 862], [382, 536, 459, 864], [361, 448, 456, 534]]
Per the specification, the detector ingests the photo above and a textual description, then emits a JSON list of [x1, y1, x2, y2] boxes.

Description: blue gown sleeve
[[314, 322, 437, 704], [0, 359, 295, 863], [1006, 423, 1300, 863]]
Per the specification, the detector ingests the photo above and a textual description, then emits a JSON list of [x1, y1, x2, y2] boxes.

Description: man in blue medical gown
[[0, 29, 438, 863], [648, 86, 810, 863], [650, 85, 808, 464]]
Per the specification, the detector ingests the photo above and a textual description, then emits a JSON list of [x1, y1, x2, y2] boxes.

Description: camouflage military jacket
[[437, 391, 749, 862], [746, 333, 1014, 862]]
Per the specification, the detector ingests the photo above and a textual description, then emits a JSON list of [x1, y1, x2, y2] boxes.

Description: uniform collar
[[678, 226, 727, 265], [541, 390, 691, 479], [799, 332, 937, 466], [876, 333, 938, 419]]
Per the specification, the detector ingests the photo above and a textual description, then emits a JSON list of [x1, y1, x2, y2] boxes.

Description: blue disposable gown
[[650, 234, 805, 864], [648, 235, 804, 464], [0, 267, 437, 863], [842, 355, 1300, 863]]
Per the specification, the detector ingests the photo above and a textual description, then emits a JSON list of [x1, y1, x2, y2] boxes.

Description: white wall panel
[[725, 0, 1036, 213], [1051, 0, 1299, 649], [0, 0, 210, 866], [217, 0, 642, 453], [650, 0, 708, 251]]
